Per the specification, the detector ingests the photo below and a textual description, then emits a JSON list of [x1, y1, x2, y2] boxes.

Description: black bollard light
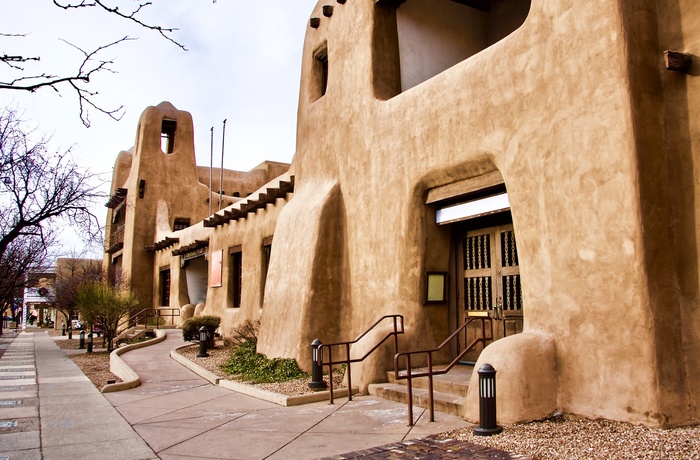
[[61, 323, 66, 336], [67, 326, 72, 340], [196, 326, 209, 358], [308, 339, 328, 391], [79, 330, 85, 349], [87, 332, 93, 353], [474, 363, 502, 436]]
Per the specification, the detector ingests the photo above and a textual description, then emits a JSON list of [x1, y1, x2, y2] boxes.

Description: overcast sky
[[1, 0, 318, 256]]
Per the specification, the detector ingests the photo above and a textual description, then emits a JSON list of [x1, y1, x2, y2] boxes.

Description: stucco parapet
[[203, 172, 295, 228]]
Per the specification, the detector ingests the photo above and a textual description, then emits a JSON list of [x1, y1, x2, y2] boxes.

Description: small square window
[[174, 218, 190, 231]]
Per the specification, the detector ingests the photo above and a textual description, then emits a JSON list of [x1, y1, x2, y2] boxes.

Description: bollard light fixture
[[474, 363, 502, 436], [308, 339, 328, 390], [197, 326, 209, 358], [87, 332, 93, 353], [79, 330, 85, 349]]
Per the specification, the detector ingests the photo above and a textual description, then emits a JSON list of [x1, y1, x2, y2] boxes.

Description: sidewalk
[[0, 329, 156, 460], [1, 329, 527, 460]]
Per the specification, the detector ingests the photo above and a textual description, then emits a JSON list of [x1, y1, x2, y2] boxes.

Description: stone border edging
[[170, 344, 358, 407], [101, 329, 167, 393]]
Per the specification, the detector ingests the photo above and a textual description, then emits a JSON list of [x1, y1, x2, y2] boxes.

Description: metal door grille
[[465, 277, 492, 311], [464, 234, 491, 270], [502, 274, 522, 311], [500, 229, 518, 267]]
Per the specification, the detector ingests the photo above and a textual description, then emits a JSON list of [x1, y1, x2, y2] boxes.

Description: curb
[[170, 345, 359, 407], [170, 344, 221, 384], [101, 329, 167, 393]]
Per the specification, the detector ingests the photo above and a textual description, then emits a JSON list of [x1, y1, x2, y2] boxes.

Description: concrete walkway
[[0, 330, 156, 460], [104, 331, 470, 459], [1, 329, 525, 459]]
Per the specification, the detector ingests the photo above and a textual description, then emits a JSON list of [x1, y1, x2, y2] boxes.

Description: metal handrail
[[320, 315, 404, 404], [394, 317, 493, 426], [116, 307, 181, 337]]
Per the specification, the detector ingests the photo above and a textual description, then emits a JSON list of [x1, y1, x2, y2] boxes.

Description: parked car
[[71, 319, 83, 330]]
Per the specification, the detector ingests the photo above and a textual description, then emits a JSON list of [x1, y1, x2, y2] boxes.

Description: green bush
[[220, 340, 309, 384], [182, 316, 220, 348]]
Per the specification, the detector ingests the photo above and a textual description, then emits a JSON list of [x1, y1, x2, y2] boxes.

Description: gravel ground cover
[[53, 333, 700, 459], [439, 413, 700, 459]]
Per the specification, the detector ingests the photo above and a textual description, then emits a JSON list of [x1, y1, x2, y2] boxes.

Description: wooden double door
[[457, 222, 523, 360]]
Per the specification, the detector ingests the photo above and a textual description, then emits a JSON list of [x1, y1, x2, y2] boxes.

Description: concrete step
[[368, 382, 466, 417], [387, 365, 473, 397]]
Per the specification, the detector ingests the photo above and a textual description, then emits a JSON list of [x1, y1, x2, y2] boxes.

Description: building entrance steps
[[368, 365, 473, 417]]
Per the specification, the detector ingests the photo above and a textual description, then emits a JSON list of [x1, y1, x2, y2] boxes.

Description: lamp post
[[197, 326, 209, 358]]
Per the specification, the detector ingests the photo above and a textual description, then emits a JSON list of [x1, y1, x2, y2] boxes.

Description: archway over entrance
[[427, 170, 523, 362]]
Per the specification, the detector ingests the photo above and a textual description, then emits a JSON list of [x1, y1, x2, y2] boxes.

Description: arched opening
[[427, 170, 523, 362]]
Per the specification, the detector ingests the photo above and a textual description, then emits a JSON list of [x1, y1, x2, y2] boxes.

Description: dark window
[[261, 236, 273, 301], [161, 119, 177, 154], [173, 218, 190, 231], [312, 44, 328, 101], [159, 269, 171, 306], [230, 247, 242, 308]]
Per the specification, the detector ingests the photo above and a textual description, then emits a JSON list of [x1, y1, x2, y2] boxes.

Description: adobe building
[[103, 0, 700, 428]]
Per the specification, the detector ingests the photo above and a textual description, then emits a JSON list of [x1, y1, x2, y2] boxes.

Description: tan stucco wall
[[254, 0, 700, 427], [103, 0, 700, 428]]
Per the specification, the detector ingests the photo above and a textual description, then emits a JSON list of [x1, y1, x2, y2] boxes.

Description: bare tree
[[0, 107, 105, 266], [1, 1, 186, 127], [52, 255, 102, 335], [0, 232, 56, 336]]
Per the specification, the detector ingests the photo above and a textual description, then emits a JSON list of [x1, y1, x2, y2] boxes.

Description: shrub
[[182, 315, 220, 348], [220, 340, 309, 384], [229, 319, 260, 346]]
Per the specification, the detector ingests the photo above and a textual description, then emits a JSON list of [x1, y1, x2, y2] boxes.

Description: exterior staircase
[[367, 364, 474, 417]]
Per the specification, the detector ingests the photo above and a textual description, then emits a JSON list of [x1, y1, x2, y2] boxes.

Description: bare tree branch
[[1, 2, 186, 125], [52, 0, 187, 50], [0, 37, 133, 127]]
